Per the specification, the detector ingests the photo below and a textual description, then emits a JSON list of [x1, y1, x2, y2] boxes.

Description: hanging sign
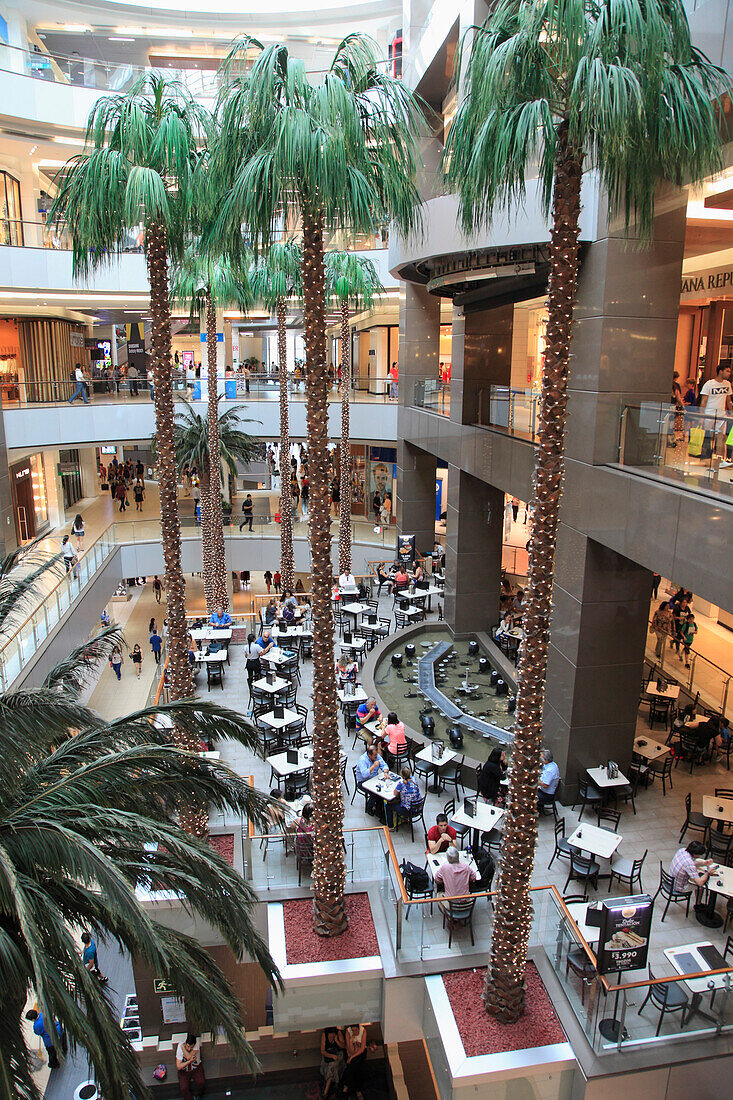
[[596, 895, 653, 975]]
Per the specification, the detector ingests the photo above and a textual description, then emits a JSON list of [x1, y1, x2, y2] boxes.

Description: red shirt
[[427, 824, 457, 853]]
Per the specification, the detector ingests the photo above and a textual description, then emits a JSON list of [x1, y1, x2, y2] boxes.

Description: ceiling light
[[29, 145, 37, 155], [61, 24, 92, 33], [52, 136, 84, 146], [109, 36, 135, 42]]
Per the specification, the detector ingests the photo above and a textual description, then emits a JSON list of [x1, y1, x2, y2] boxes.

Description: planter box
[[423, 972, 576, 1100], [267, 900, 383, 1033]]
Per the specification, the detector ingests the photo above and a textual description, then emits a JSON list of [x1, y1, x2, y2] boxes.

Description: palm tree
[[326, 251, 383, 575], [50, 73, 210, 705], [250, 240, 303, 591], [171, 247, 254, 611], [168, 404, 260, 610], [215, 34, 423, 935], [444, 0, 727, 1022], [0, 547, 280, 1100]]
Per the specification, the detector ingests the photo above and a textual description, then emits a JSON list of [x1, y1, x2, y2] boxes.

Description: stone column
[[444, 467, 503, 636], [450, 302, 513, 426], [397, 444, 436, 561], [543, 526, 651, 800]]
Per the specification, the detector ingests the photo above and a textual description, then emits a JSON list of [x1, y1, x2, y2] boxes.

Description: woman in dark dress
[[477, 747, 508, 804]]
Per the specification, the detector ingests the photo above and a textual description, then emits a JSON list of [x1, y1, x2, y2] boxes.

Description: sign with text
[[398, 533, 416, 567], [596, 894, 653, 975], [681, 266, 733, 300]]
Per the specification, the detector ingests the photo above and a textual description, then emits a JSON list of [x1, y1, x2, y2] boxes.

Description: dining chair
[[573, 776, 603, 821], [443, 798, 469, 848], [563, 851, 600, 896], [648, 697, 672, 730], [440, 896, 477, 948], [647, 755, 674, 796], [707, 828, 733, 866], [596, 808, 621, 833], [609, 849, 648, 893], [548, 817, 573, 869], [395, 795, 427, 843], [339, 756, 350, 794], [637, 966, 689, 1036], [654, 862, 692, 922], [565, 945, 597, 1006], [678, 791, 709, 844], [437, 753, 465, 798], [715, 788, 733, 800]]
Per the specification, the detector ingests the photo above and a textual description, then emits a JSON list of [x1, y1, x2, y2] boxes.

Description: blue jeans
[[69, 382, 88, 404]]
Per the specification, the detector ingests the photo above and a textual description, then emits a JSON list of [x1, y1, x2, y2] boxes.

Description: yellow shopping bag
[[688, 426, 705, 457]]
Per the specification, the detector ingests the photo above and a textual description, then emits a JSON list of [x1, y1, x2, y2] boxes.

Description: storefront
[[58, 449, 83, 511], [347, 445, 397, 522], [10, 454, 48, 542]]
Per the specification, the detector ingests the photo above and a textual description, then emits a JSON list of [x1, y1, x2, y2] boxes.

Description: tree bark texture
[[198, 462, 215, 612], [277, 297, 295, 591], [337, 299, 352, 576], [483, 125, 583, 1022], [146, 221, 195, 714], [206, 290, 229, 612], [301, 213, 348, 936]]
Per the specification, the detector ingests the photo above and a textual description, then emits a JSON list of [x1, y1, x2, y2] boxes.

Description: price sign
[[596, 895, 653, 975]]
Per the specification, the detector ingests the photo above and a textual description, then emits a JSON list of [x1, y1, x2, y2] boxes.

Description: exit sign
[[153, 978, 175, 994]]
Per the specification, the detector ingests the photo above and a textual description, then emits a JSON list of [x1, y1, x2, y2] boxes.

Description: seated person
[[383, 711, 407, 760], [339, 570, 356, 589], [376, 563, 391, 591], [670, 840, 718, 897], [495, 611, 514, 638], [392, 567, 409, 591], [264, 598, 278, 626], [294, 802, 315, 861], [100, 608, 111, 627], [336, 654, 359, 687], [477, 747, 508, 804], [281, 601, 296, 625], [187, 636, 198, 668], [684, 709, 719, 752], [355, 744, 389, 815], [356, 697, 380, 731], [427, 812, 457, 854], [434, 846, 477, 911], [320, 1026, 345, 1097], [210, 605, 232, 628], [413, 562, 424, 583], [387, 765, 421, 828], [538, 748, 560, 809], [255, 629, 277, 655]]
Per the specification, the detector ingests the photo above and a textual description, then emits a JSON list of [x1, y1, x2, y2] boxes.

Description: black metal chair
[[596, 808, 621, 833], [411, 749, 434, 790], [565, 946, 597, 1006], [206, 662, 224, 691], [573, 776, 603, 821], [654, 862, 692, 922], [563, 851, 600, 896], [351, 766, 368, 811], [548, 817, 573, 869], [609, 849, 647, 893], [437, 753, 465, 798], [637, 966, 689, 1036], [394, 795, 427, 843], [400, 859, 433, 920], [649, 697, 672, 730], [673, 730, 709, 773], [679, 791, 709, 844], [647, 754, 674, 796], [707, 828, 733, 866], [443, 798, 469, 848], [440, 896, 477, 947]]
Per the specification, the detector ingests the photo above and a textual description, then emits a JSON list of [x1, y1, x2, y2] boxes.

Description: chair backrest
[[684, 791, 692, 816], [577, 776, 589, 797], [448, 896, 476, 920], [295, 703, 308, 721], [444, 798, 456, 816], [598, 809, 621, 832], [724, 935, 733, 961], [555, 817, 566, 840], [709, 831, 731, 857], [570, 851, 593, 873], [659, 863, 675, 897], [409, 795, 427, 821], [634, 850, 648, 873], [715, 788, 733, 799]]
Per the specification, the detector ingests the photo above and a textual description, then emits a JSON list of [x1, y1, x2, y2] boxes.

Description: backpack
[[401, 860, 430, 893]]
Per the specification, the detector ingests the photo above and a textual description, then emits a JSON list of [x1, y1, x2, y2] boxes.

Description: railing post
[[395, 898, 403, 953], [616, 988, 628, 1051]]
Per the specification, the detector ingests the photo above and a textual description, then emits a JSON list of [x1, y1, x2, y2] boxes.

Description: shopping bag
[[688, 426, 705, 457], [727, 423, 733, 448]]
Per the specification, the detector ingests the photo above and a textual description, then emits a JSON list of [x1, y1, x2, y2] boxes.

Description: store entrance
[[13, 465, 35, 541]]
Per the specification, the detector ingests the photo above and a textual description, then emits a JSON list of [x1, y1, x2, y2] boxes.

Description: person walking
[[25, 1010, 63, 1069], [149, 627, 163, 665], [153, 575, 163, 604], [244, 364, 251, 395], [110, 646, 123, 680], [133, 479, 145, 511], [273, 570, 281, 594], [127, 363, 139, 396], [679, 613, 698, 668], [115, 480, 128, 512], [68, 362, 89, 404], [650, 600, 673, 659], [300, 474, 309, 514], [70, 513, 85, 552], [651, 572, 661, 599], [264, 569, 273, 594], [61, 534, 76, 574], [239, 493, 254, 532], [81, 931, 108, 983], [129, 643, 143, 679]]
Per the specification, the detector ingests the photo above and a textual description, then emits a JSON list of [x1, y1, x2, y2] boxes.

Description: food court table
[[450, 800, 505, 851], [567, 821, 622, 862], [586, 766, 630, 791], [400, 585, 442, 611], [253, 675, 290, 696], [665, 940, 733, 1024], [189, 627, 233, 642], [645, 682, 681, 700], [259, 647, 296, 667], [632, 737, 671, 763], [339, 637, 367, 657], [702, 795, 733, 826], [695, 862, 733, 928], [426, 849, 478, 882], [361, 772, 399, 822], [337, 686, 367, 705], [564, 899, 601, 945], [414, 744, 458, 793], [340, 601, 370, 622], [272, 624, 309, 638], [257, 707, 299, 731], [268, 746, 313, 778]]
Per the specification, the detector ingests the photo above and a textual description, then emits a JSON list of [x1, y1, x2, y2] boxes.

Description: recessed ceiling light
[[109, 37, 135, 42]]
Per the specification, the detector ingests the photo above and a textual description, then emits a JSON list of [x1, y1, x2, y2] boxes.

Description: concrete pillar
[[543, 527, 651, 799], [444, 468, 503, 636], [450, 301, 513, 425], [396, 444, 436, 561]]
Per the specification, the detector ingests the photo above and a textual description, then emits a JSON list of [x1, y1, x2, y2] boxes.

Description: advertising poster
[[596, 895, 653, 975], [398, 534, 416, 567]]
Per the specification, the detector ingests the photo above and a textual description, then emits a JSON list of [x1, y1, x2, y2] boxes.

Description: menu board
[[596, 895, 653, 975], [398, 534, 416, 566]]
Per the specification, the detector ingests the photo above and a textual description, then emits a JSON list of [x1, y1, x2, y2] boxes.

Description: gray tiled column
[[543, 525, 651, 799], [397, 443, 437, 560], [450, 302, 513, 426], [444, 465, 503, 636]]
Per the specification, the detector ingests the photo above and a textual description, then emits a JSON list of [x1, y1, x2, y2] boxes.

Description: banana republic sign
[[681, 266, 733, 300]]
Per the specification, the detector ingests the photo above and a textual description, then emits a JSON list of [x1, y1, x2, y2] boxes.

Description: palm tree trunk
[[206, 290, 229, 612], [198, 463, 215, 611], [302, 211, 347, 936], [146, 220, 194, 715], [277, 297, 295, 591], [337, 299, 352, 576], [483, 124, 583, 1023]]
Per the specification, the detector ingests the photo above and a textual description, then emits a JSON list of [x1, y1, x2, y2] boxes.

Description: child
[[129, 643, 143, 679], [110, 647, 123, 680]]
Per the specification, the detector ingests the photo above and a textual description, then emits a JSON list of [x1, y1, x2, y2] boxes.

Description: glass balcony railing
[[413, 379, 451, 416], [477, 385, 540, 441], [619, 404, 733, 505]]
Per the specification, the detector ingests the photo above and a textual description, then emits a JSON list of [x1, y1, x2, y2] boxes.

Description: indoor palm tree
[[50, 73, 210, 704], [169, 403, 259, 607], [0, 547, 280, 1100], [444, 0, 728, 1022], [171, 246, 254, 611], [326, 251, 383, 575], [214, 34, 423, 935], [250, 240, 303, 591]]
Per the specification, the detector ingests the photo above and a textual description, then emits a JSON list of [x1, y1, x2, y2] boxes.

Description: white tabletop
[[395, 606, 423, 619], [189, 627, 233, 641], [340, 638, 367, 651], [400, 586, 441, 601], [268, 746, 313, 777], [337, 686, 368, 704], [426, 850, 478, 881], [341, 602, 370, 616], [258, 707, 299, 730], [338, 584, 359, 595], [567, 822, 622, 860], [362, 772, 399, 802], [253, 675, 290, 694], [194, 650, 227, 664], [415, 744, 458, 767], [272, 624, 307, 637], [708, 864, 733, 901], [703, 795, 733, 824], [645, 682, 680, 700], [563, 900, 601, 945], [359, 621, 384, 632], [633, 737, 671, 762], [587, 766, 630, 789], [451, 800, 505, 833], [665, 941, 732, 993], [260, 647, 298, 666]]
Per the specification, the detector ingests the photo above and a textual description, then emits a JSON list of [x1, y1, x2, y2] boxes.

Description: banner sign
[[596, 894, 653, 975], [398, 534, 416, 567]]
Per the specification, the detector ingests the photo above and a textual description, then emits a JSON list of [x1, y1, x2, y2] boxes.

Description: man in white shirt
[[339, 571, 356, 590], [176, 1033, 205, 1099], [699, 364, 732, 449], [69, 363, 89, 404]]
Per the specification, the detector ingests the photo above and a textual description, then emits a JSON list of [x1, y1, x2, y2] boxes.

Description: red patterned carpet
[[208, 833, 235, 865], [283, 892, 379, 964], [443, 963, 566, 1056]]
